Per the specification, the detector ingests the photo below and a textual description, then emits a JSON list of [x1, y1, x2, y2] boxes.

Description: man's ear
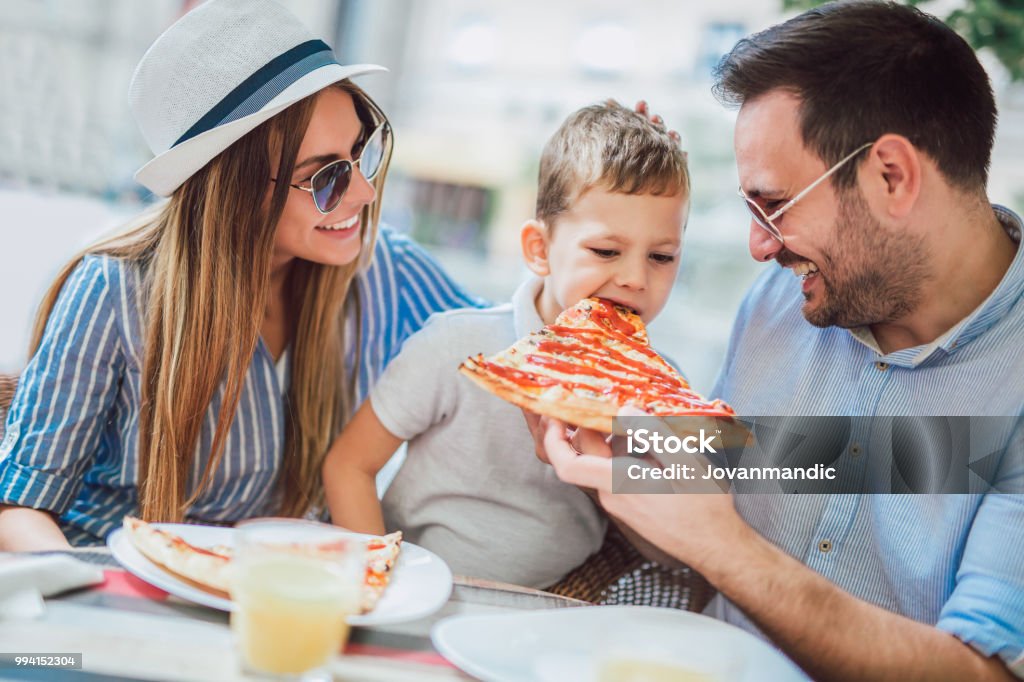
[[863, 134, 921, 220], [521, 219, 551, 276]]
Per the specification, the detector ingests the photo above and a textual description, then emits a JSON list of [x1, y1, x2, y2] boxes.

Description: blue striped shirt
[[0, 226, 483, 546], [711, 206, 1024, 675]]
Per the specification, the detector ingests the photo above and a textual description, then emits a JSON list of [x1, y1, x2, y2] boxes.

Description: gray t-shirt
[[371, 277, 607, 588]]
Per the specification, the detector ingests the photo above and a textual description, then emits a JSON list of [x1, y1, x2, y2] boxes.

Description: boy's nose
[[749, 221, 783, 262], [615, 264, 648, 291]]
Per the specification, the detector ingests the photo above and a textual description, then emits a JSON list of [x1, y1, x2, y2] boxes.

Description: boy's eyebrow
[[587, 235, 681, 249], [652, 238, 682, 249]]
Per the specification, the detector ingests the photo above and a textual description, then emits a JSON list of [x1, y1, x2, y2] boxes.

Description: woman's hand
[[0, 505, 73, 552]]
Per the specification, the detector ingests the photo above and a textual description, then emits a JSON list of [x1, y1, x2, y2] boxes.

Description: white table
[[0, 549, 585, 681]]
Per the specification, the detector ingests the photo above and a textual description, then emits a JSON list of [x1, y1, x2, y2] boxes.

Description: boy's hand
[[635, 100, 682, 146], [521, 407, 608, 496], [522, 408, 549, 464]]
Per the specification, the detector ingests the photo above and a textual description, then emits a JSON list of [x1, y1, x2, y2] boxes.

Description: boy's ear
[[520, 219, 551, 276]]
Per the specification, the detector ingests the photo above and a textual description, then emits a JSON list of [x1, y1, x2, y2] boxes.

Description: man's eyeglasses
[[273, 120, 391, 215], [738, 141, 874, 244]]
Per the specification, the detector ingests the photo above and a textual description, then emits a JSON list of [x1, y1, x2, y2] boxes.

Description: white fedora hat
[[130, 0, 385, 196]]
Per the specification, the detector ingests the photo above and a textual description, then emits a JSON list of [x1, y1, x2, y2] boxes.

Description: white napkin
[[0, 553, 104, 619]]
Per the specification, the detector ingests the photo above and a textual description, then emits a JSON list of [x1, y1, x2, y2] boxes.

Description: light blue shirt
[[0, 226, 484, 545], [711, 206, 1024, 675]]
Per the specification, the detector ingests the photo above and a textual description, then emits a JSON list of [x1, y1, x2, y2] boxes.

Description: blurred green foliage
[[782, 0, 1024, 81]]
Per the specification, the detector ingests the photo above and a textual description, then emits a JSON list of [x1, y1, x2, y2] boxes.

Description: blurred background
[[2, 0, 1023, 392]]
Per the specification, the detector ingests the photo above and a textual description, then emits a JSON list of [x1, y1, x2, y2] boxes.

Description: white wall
[[0, 190, 133, 373]]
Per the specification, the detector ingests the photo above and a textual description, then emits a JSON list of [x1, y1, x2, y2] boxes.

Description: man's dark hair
[[713, 0, 997, 191]]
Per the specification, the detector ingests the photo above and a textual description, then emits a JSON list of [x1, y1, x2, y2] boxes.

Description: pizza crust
[[147, 559, 232, 600], [123, 517, 232, 594]]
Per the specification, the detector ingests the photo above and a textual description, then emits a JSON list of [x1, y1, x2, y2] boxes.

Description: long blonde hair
[[30, 81, 391, 522]]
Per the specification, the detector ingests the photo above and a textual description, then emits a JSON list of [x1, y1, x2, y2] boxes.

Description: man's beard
[[783, 189, 930, 329]]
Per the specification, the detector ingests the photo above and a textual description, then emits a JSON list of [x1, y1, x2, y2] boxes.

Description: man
[[529, 2, 1024, 679]]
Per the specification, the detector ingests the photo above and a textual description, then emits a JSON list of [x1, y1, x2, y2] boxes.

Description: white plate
[[107, 523, 452, 626], [431, 606, 809, 682]]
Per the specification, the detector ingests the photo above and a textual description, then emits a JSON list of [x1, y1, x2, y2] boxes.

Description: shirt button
[[850, 443, 862, 457], [875, 361, 889, 371], [818, 539, 833, 554]]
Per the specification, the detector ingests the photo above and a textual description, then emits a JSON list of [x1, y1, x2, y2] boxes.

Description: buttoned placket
[[804, 359, 893, 574]]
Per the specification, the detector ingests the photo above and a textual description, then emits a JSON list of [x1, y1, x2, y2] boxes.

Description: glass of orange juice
[[230, 518, 364, 680]]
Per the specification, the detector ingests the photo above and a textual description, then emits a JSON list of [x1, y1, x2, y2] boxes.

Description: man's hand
[[521, 407, 610, 503], [635, 100, 683, 146], [524, 406, 746, 569]]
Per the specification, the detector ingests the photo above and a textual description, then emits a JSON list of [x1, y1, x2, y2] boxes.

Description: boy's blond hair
[[536, 100, 690, 226]]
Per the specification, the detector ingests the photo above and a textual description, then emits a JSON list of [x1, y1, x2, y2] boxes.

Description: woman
[[0, 0, 479, 550]]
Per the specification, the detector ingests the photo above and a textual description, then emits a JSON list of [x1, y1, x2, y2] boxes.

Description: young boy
[[322, 101, 690, 588]]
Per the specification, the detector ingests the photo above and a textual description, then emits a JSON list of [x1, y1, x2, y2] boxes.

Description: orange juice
[[231, 555, 359, 674]]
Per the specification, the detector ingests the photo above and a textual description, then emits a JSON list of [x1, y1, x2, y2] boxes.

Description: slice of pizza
[[362, 531, 402, 613], [123, 516, 232, 597], [459, 297, 735, 433], [122, 518, 402, 613]]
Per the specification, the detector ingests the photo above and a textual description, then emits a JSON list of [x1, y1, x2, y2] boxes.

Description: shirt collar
[[511, 275, 546, 338], [848, 204, 1024, 366]]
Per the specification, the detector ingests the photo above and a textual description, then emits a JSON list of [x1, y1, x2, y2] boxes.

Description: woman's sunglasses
[[276, 120, 391, 215]]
